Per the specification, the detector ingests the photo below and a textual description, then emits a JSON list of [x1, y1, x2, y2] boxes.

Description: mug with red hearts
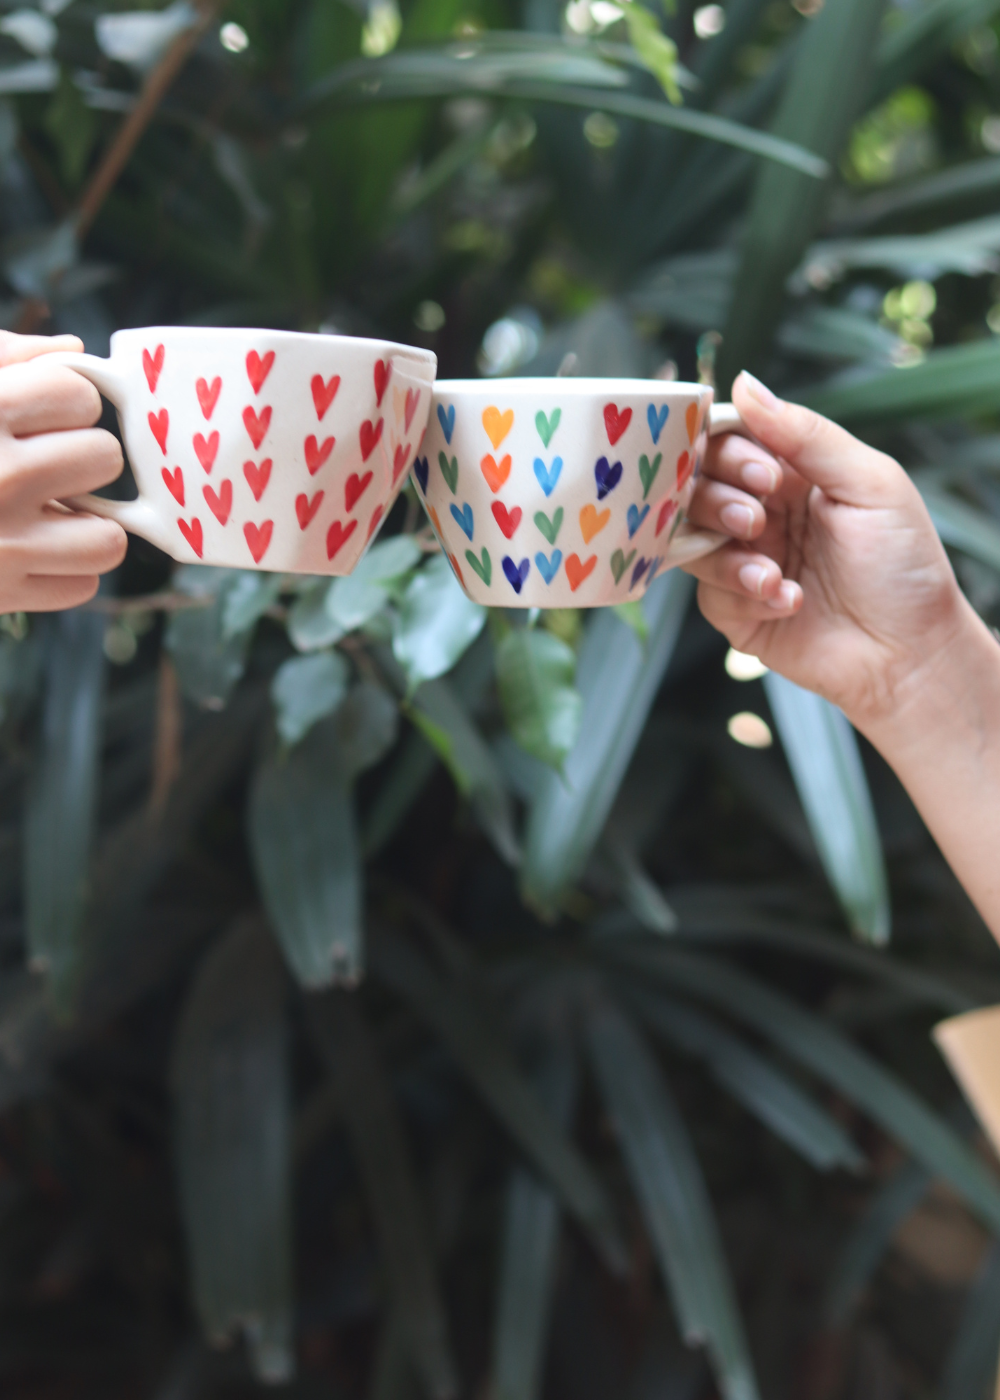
[[49, 327, 436, 573], [414, 378, 749, 608]]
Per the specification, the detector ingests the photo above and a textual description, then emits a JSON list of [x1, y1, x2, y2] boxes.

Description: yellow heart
[[580, 504, 610, 544], [686, 402, 699, 445], [483, 406, 514, 450]]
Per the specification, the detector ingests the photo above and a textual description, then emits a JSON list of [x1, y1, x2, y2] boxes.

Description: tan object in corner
[[933, 1005, 1000, 1400]]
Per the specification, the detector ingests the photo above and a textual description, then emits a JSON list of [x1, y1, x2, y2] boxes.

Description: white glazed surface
[[415, 378, 718, 608], [53, 327, 436, 574]]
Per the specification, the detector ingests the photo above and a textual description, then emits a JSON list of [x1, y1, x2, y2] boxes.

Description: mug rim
[[432, 376, 712, 395], [108, 325, 437, 366]]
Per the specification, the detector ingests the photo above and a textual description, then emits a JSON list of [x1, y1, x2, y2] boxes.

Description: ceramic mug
[[415, 378, 749, 607], [49, 327, 437, 574]]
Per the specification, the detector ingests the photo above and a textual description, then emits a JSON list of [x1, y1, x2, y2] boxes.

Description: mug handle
[[44, 351, 174, 552], [663, 400, 752, 566]]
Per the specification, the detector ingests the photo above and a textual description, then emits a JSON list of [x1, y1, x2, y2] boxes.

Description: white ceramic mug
[[49, 327, 437, 574], [415, 378, 748, 608]]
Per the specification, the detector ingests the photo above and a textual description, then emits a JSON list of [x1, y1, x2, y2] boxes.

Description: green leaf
[[367, 922, 627, 1274], [585, 996, 759, 1400], [835, 156, 1000, 235], [943, 1242, 1000, 1400], [520, 571, 692, 915], [309, 992, 457, 1400], [170, 916, 294, 1384], [801, 215, 1000, 283], [762, 674, 890, 945], [800, 338, 1000, 423], [621, 5, 681, 103], [328, 535, 423, 633], [824, 1158, 929, 1324], [717, 0, 890, 390], [921, 485, 1000, 574], [287, 580, 343, 652], [166, 568, 253, 710], [270, 650, 350, 747], [44, 68, 97, 186], [393, 554, 487, 692], [222, 571, 283, 639], [24, 609, 106, 1012], [875, 0, 1000, 99], [495, 627, 582, 772]]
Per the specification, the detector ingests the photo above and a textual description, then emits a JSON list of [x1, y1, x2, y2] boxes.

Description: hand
[[684, 371, 972, 734], [0, 332, 127, 613]]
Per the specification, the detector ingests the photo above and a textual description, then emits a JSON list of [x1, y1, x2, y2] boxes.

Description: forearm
[[858, 603, 1000, 940]]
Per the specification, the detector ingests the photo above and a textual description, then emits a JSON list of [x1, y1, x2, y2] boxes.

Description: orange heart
[[480, 453, 511, 493], [482, 406, 514, 450], [686, 402, 699, 444], [677, 450, 693, 491], [566, 553, 597, 592], [579, 504, 610, 544], [428, 505, 443, 536], [449, 553, 465, 588]]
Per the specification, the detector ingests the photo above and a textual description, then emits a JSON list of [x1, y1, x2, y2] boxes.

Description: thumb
[[731, 372, 897, 508], [0, 331, 84, 369]]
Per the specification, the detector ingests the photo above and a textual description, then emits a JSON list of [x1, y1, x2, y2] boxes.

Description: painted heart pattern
[[535, 408, 561, 448], [149, 409, 169, 455], [466, 547, 491, 585], [437, 403, 455, 443], [162, 466, 184, 505], [327, 518, 358, 560], [243, 457, 272, 502], [305, 435, 334, 475], [404, 388, 420, 433], [143, 344, 165, 393], [374, 359, 391, 407], [360, 419, 383, 462], [345, 471, 372, 511], [246, 350, 275, 394], [492, 502, 522, 539], [580, 504, 610, 544], [393, 443, 411, 484], [533, 457, 562, 497], [483, 406, 514, 450], [243, 405, 271, 450], [414, 457, 429, 493], [502, 556, 530, 594], [244, 519, 273, 564], [603, 403, 632, 446], [481, 453, 511, 494], [594, 457, 622, 500], [565, 553, 596, 592], [534, 506, 563, 545], [439, 452, 458, 493], [535, 550, 562, 584], [296, 490, 324, 529], [178, 517, 203, 557], [627, 504, 650, 538], [204, 480, 232, 525], [451, 502, 474, 540], [638, 453, 661, 500], [367, 505, 384, 540], [311, 374, 340, 421], [194, 431, 219, 474], [196, 376, 221, 419], [647, 403, 668, 444]]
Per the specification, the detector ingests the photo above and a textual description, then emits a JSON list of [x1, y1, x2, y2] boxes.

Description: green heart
[[638, 452, 662, 501], [535, 408, 561, 449], [465, 547, 492, 586], [610, 548, 636, 585], [439, 451, 459, 494], [533, 506, 564, 545]]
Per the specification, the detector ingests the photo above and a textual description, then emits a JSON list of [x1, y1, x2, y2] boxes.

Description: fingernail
[[740, 459, 779, 494], [766, 581, 798, 611], [738, 562, 767, 597], [739, 372, 784, 413], [721, 503, 756, 539]]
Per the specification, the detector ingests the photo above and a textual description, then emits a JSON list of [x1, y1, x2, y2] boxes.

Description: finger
[[683, 541, 786, 599], [701, 432, 783, 496], [8, 514, 128, 576], [0, 332, 84, 369], [0, 361, 102, 437], [0, 428, 124, 508], [732, 372, 900, 507], [697, 578, 802, 636], [15, 575, 101, 613], [688, 479, 768, 542]]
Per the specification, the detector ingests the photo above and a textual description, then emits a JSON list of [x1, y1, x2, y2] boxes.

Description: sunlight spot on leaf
[[727, 711, 773, 749]]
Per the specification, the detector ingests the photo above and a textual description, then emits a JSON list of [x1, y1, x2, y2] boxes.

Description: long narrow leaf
[[921, 486, 1000, 574], [762, 673, 890, 945], [943, 1243, 1000, 1400], [585, 996, 759, 1400], [825, 1159, 930, 1324], [801, 339, 1000, 423]]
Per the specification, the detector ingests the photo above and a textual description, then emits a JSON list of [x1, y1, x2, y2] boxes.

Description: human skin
[[684, 370, 1000, 939], [0, 330, 127, 612]]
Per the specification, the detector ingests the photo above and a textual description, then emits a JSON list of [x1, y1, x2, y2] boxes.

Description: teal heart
[[465, 547, 491, 586], [535, 408, 561, 448], [627, 503, 650, 538], [438, 451, 458, 494], [534, 506, 564, 545], [535, 550, 562, 584], [638, 452, 661, 500], [451, 502, 474, 540], [610, 548, 636, 585]]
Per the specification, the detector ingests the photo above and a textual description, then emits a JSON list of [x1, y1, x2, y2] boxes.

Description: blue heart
[[437, 403, 455, 444], [502, 556, 531, 593], [647, 403, 669, 445], [627, 503, 650, 538], [533, 456, 563, 497], [413, 456, 429, 493], [630, 557, 650, 591], [534, 549, 562, 584], [450, 502, 474, 540], [595, 457, 622, 500]]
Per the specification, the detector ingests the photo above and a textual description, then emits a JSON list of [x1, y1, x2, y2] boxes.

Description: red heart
[[243, 457, 272, 502], [177, 517, 203, 558], [305, 435, 334, 475], [676, 451, 693, 491], [360, 418, 383, 462], [244, 519, 274, 564], [193, 431, 219, 473], [246, 350, 275, 394], [603, 403, 632, 446], [374, 359, 391, 407], [491, 501, 522, 539], [203, 479, 232, 525], [345, 471, 372, 511], [448, 553, 465, 588], [296, 490, 324, 530], [404, 387, 420, 432], [566, 553, 597, 591], [367, 504, 384, 540], [243, 405, 272, 450], [143, 344, 164, 393], [656, 499, 677, 536], [196, 376, 222, 420], [327, 518, 358, 560], [161, 465, 184, 506], [393, 442, 411, 484], [148, 409, 169, 454], [311, 374, 341, 421]]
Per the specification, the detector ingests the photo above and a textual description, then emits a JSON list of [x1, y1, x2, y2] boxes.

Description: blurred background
[[6, 1, 1000, 1397]]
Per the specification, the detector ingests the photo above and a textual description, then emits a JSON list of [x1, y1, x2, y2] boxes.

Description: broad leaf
[[327, 535, 423, 633], [495, 626, 582, 773], [166, 568, 254, 710], [271, 650, 350, 747], [393, 554, 486, 692]]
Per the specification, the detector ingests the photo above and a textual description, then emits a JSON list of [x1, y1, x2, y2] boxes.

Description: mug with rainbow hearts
[[414, 378, 748, 608], [48, 327, 436, 573]]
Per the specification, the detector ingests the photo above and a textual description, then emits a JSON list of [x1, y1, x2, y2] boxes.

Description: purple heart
[[630, 557, 650, 591], [413, 456, 429, 493], [595, 456, 623, 500], [502, 556, 531, 593]]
